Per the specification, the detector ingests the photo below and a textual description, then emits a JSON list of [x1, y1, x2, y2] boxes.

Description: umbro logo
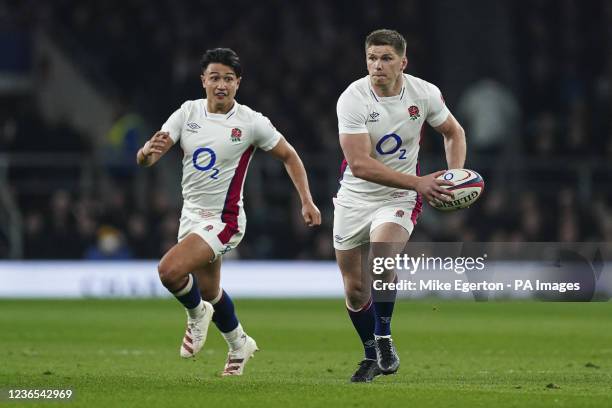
[[334, 234, 345, 242], [186, 122, 201, 129], [367, 111, 380, 123]]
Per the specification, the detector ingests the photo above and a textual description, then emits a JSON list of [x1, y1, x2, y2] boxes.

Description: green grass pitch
[[1, 299, 611, 407]]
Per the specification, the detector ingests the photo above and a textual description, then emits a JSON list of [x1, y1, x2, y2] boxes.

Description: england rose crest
[[231, 128, 242, 142], [395, 210, 405, 218], [408, 105, 420, 120]]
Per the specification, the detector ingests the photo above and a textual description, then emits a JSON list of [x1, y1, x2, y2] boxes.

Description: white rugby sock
[[187, 299, 206, 319], [222, 323, 247, 351]]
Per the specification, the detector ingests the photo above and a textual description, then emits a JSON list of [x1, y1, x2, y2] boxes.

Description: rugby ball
[[429, 169, 484, 211]]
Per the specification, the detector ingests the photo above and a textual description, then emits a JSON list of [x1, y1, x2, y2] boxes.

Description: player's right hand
[[415, 170, 455, 204], [143, 131, 171, 156]]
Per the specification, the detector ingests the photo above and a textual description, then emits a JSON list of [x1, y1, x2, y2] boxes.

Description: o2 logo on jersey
[[192, 147, 220, 179], [376, 133, 407, 160]]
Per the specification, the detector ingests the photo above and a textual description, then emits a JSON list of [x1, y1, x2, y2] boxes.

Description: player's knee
[[344, 280, 370, 309], [346, 294, 370, 311], [157, 260, 186, 289]]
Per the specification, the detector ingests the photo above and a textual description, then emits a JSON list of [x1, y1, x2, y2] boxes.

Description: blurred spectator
[[45, 190, 81, 258], [469, 190, 511, 241], [457, 78, 521, 154], [103, 99, 146, 182], [126, 214, 156, 259], [85, 225, 132, 260], [558, 210, 580, 242], [527, 112, 558, 156], [99, 188, 129, 231], [157, 213, 179, 257], [23, 211, 46, 258]]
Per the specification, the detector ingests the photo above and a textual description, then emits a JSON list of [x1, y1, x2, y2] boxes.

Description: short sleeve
[[252, 114, 282, 151], [337, 89, 368, 134], [425, 83, 450, 128], [161, 103, 186, 143]]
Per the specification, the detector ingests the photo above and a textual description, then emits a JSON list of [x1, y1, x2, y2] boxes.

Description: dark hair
[[200, 48, 242, 77], [365, 29, 406, 56]]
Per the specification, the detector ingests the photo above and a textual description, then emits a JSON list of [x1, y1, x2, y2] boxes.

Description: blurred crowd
[[1, 0, 611, 260]]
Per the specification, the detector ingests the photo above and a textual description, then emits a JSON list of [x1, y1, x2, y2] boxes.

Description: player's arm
[[433, 113, 466, 169], [136, 131, 174, 167], [266, 136, 321, 227], [339, 133, 454, 203]]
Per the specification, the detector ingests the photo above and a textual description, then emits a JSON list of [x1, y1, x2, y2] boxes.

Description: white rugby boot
[[179, 300, 214, 358], [221, 335, 259, 376]]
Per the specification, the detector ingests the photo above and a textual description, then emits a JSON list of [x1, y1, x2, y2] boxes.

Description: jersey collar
[[368, 74, 406, 103], [203, 100, 239, 120]]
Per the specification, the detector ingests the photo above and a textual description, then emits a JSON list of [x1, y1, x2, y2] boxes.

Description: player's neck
[[206, 100, 235, 115], [370, 74, 403, 98]]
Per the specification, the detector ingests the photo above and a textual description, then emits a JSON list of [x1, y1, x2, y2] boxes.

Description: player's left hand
[[302, 201, 321, 227]]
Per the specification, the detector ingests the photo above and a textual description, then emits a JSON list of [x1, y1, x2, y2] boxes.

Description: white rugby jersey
[[162, 99, 281, 225], [336, 74, 450, 204]]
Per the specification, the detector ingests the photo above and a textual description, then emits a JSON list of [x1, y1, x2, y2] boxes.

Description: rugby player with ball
[[333, 29, 482, 382]]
